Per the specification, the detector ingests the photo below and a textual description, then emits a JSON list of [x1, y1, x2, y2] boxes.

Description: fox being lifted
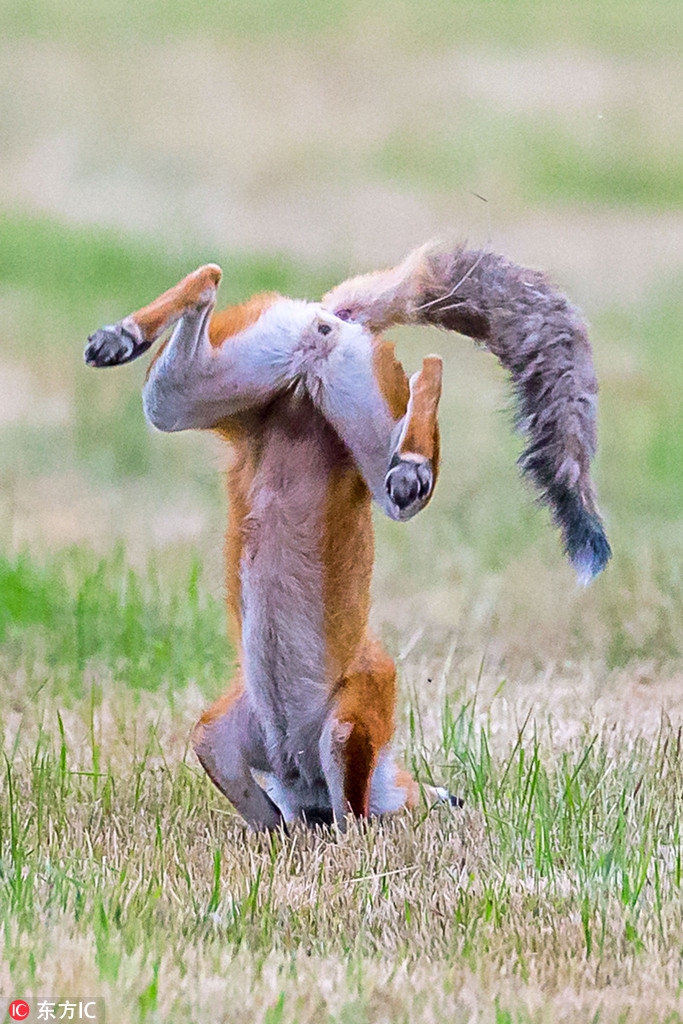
[[85, 242, 610, 830]]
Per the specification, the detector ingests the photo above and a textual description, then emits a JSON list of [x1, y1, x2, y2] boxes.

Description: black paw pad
[[385, 458, 433, 511], [84, 324, 150, 368]]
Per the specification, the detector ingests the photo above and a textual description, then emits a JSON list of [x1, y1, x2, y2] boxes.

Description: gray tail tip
[[548, 485, 611, 585], [567, 516, 612, 586]]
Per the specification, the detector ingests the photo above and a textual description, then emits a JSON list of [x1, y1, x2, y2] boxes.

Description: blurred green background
[[1, 0, 683, 695]]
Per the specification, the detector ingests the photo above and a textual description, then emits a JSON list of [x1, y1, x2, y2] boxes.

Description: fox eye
[[317, 322, 332, 336]]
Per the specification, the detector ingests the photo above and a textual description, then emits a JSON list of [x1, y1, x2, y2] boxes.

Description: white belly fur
[[239, 398, 336, 807]]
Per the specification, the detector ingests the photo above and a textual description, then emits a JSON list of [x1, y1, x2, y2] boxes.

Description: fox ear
[[324, 241, 611, 583]]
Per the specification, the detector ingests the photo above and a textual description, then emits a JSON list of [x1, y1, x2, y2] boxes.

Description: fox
[[84, 241, 610, 831]]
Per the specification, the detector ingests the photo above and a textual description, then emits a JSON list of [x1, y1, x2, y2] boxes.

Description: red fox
[[84, 242, 610, 830]]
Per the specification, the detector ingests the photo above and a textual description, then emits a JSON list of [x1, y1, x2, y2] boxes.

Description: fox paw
[[385, 455, 433, 519], [84, 320, 149, 368]]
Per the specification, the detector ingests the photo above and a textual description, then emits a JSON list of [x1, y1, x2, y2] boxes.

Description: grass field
[[2, 1, 683, 1021]]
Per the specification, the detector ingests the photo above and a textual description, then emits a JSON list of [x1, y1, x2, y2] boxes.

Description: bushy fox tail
[[323, 243, 611, 582]]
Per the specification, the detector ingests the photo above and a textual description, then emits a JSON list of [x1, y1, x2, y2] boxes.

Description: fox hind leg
[[84, 264, 222, 368], [385, 354, 442, 519]]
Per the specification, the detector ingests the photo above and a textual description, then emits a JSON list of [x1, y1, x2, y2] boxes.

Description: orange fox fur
[[85, 242, 609, 830]]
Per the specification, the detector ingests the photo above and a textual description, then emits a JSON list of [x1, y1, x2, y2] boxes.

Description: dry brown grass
[[3, 669, 683, 1023]]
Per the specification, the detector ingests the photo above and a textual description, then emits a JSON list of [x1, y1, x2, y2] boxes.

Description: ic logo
[[8, 1002, 30, 1021]]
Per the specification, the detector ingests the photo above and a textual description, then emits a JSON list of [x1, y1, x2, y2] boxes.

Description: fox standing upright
[[84, 241, 610, 830]]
